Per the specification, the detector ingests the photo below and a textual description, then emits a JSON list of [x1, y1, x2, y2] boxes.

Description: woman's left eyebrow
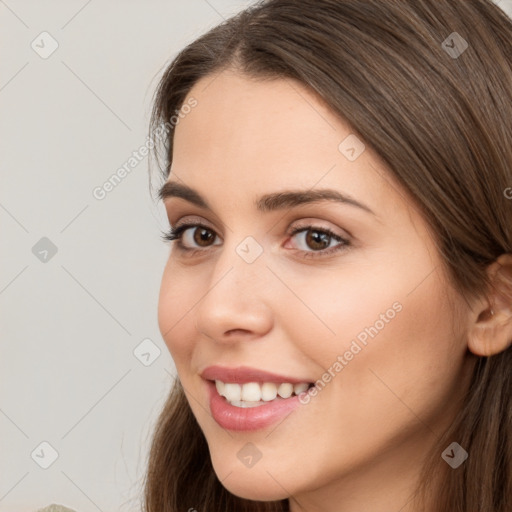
[[159, 180, 377, 217]]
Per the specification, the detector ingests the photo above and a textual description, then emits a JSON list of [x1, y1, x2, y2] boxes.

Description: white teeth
[[241, 382, 261, 402], [277, 383, 293, 399], [214, 380, 310, 406], [223, 383, 242, 402], [215, 380, 225, 395], [294, 382, 309, 395], [261, 382, 277, 401]]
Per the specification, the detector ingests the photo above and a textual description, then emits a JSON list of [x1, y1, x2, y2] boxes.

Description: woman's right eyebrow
[[159, 180, 377, 217]]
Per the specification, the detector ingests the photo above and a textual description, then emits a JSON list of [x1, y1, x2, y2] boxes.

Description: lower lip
[[206, 381, 302, 431]]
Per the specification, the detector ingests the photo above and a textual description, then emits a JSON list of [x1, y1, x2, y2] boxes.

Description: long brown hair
[[143, 1, 512, 510]]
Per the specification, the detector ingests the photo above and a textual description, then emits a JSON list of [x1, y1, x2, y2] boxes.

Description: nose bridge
[[193, 232, 272, 338], [211, 232, 267, 298]]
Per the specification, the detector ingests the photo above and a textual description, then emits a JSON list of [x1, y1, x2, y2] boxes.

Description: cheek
[[284, 235, 461, 371], [283, 254, 465, 437], [323, 271, 463, 436], [157, 261, 197, 366]]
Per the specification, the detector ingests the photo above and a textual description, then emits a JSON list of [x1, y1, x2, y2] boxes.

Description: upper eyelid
[[170, 215, 349, 235], [171, 216, 220, 232]]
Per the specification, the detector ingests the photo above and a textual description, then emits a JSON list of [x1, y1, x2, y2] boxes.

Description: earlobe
[[467, 254, 512, 357]]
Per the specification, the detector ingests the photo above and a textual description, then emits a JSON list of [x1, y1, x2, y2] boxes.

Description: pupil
[[307, 230, 329, 250], [195, 228, 213, 246]]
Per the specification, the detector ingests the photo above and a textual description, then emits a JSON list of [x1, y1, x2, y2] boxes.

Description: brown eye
[[304, 230, 332, 251], [193, 227, 216, 247], [290, 227, 342, 252], [287, 225, 350, 259], [162, 223, 222, 251]]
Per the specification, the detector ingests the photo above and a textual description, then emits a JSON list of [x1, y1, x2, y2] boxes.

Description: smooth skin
[[157, 68, 512, 512]]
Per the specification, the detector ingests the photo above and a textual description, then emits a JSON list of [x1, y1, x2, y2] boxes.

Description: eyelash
[[161, 222, 351, 259]]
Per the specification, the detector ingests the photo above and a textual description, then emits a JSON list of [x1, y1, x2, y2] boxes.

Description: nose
[[193, 239, 273, 344]]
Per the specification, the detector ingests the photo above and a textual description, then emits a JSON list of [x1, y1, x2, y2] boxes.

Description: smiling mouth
[[213, 380, 314, 408]]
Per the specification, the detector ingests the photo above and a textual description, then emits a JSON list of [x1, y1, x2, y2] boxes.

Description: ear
[[467, 253, 512, 357]]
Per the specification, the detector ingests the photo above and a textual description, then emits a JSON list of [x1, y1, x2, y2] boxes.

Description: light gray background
[[1, 1, 511, 511]]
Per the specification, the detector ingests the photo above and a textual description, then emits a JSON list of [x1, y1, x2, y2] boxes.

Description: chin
[[210, 455, 291, 502]]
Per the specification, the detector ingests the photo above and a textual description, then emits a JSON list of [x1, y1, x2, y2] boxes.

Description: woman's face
[[158, 69, 473, 509]]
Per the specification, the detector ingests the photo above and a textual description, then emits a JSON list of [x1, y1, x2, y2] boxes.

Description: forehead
[[178, 69, 345, 163], [170, 69, 413, 224]]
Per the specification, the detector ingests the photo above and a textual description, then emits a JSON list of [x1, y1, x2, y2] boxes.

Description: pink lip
[[201, 365, 310, 384], [206, 381, 302, 431], [201, 365, 311, 431]]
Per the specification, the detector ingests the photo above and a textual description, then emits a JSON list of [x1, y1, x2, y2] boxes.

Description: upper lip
[[201, 365, 312, 384]]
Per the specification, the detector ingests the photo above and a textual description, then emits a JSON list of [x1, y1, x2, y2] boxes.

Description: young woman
[[143, 1, 512, 510]]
